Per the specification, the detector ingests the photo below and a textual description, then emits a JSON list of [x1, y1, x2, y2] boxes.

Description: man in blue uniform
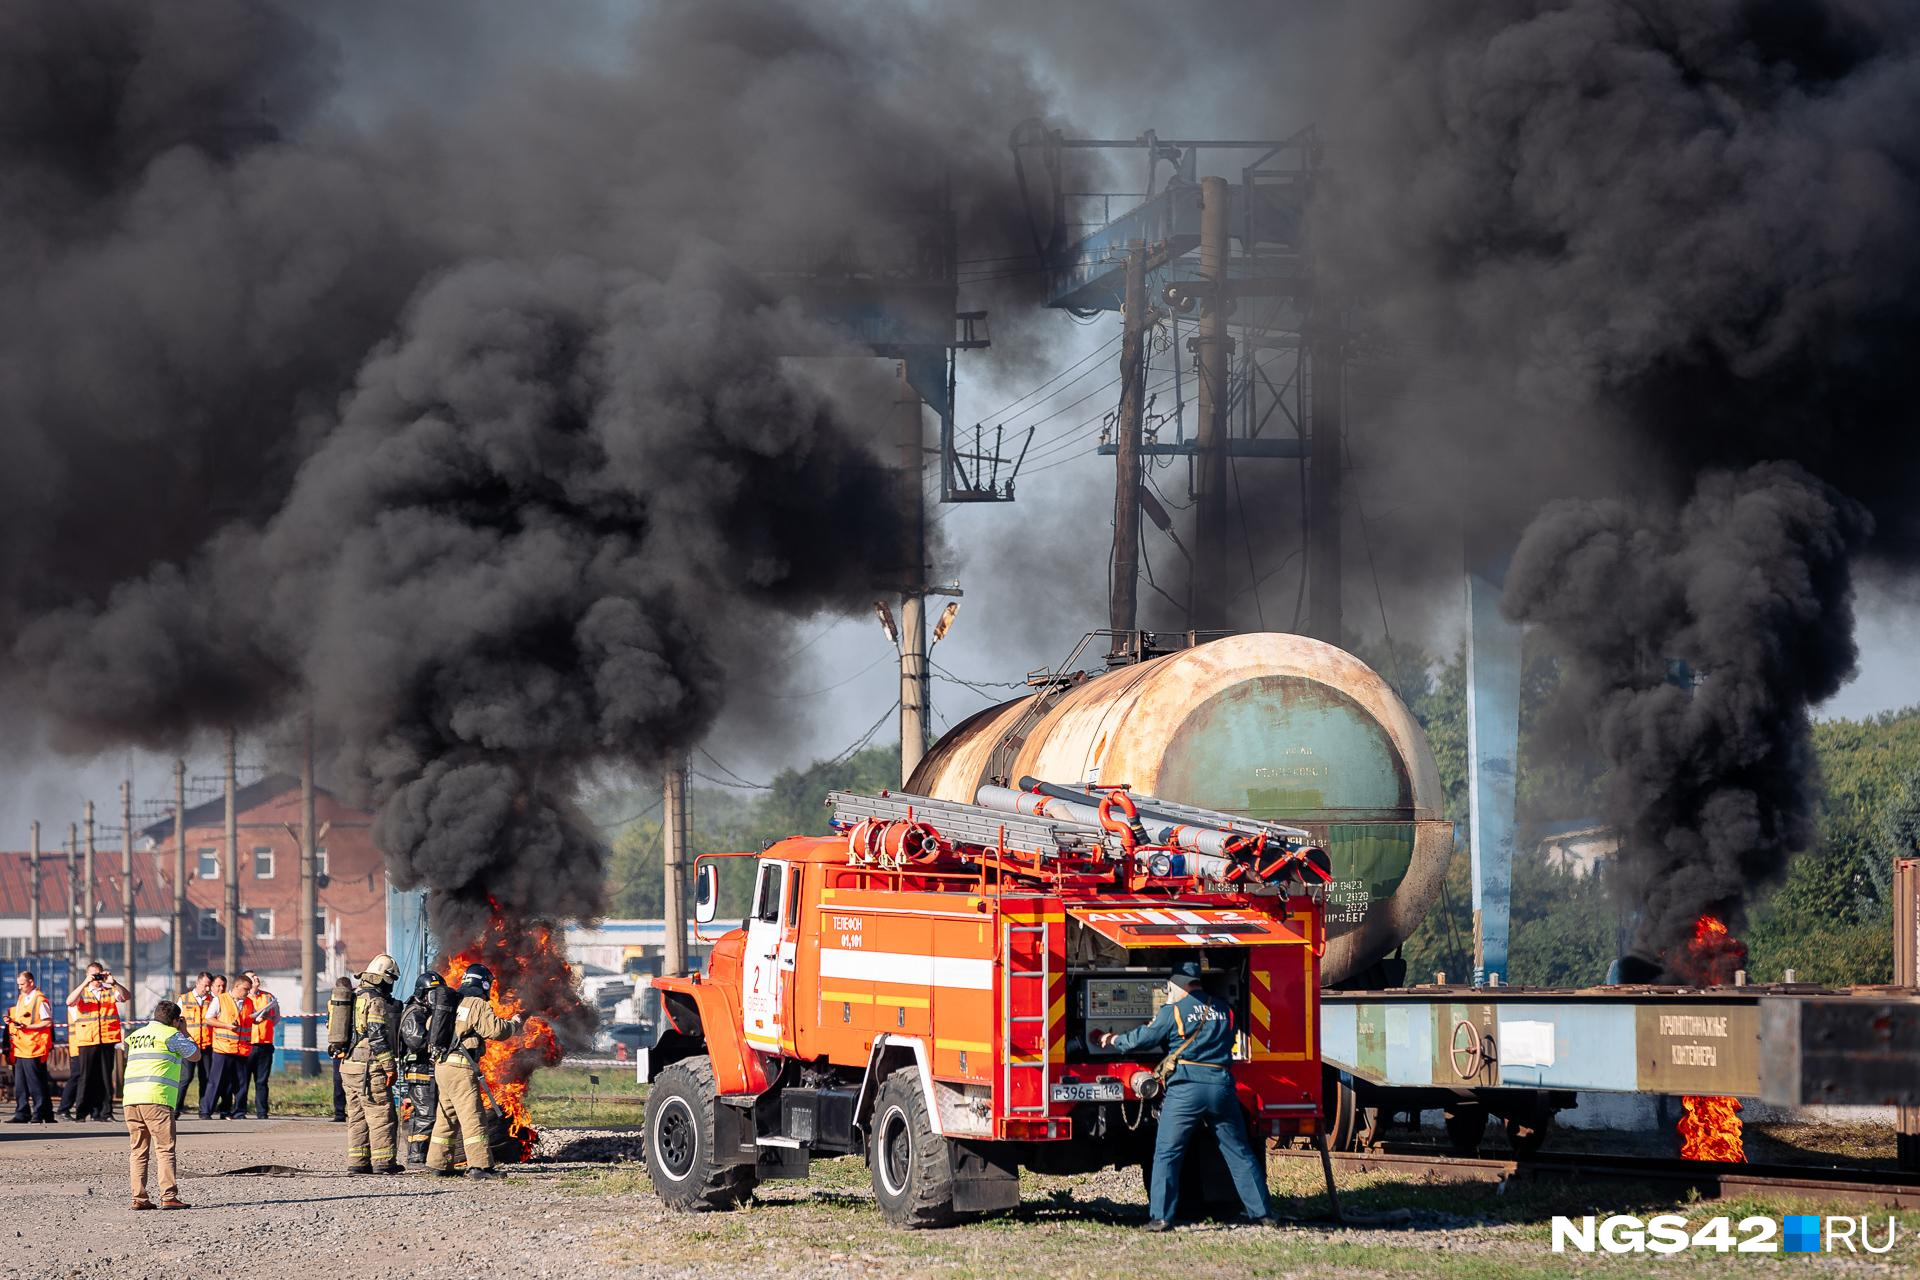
[[1092, 959, 1275, 1230]]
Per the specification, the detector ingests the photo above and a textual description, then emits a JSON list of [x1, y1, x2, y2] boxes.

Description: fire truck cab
[[639, 784, 1326, 1226]]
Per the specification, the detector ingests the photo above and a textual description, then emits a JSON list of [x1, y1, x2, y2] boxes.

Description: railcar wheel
[[644, 1056, 757, 1211], [868, 1069, 957, 1227], [1443, 1103, 1489, 1156]]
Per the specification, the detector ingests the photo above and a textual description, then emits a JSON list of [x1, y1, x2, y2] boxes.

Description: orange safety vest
[[68, 984, 122, 1048], [177, 991, 214, 1050], [9, 991, 52, 1059], [210, 993, 253, 1056], [249, 992, 279, 1046]]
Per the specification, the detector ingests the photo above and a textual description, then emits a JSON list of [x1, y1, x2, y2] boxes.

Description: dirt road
[[6, 1116, 1918, 1280]]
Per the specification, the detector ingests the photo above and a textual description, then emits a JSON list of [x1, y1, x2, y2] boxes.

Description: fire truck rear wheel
[[868, 1069, 957, 1228], [644, 1056, 757, 1211]]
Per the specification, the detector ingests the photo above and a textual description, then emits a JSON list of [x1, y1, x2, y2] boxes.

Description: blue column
[[384, 878, 432, 1001], [1466, 565, 1521, 986]]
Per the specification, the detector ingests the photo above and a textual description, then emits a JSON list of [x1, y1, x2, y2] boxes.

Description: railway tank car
[[907, 632, 1451, 986]]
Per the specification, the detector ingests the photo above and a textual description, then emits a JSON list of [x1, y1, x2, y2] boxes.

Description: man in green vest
[[124, 1000, 201, 1211]]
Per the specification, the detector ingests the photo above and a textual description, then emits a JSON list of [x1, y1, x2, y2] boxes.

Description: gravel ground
[[6, 1116, 1917, 1280]]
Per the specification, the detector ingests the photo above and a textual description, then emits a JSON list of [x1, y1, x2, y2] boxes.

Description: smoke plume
[[1, 0, 1049, 1026]]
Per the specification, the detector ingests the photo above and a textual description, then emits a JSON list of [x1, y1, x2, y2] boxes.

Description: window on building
[[253, 908, 274, 939], [197, 911, 218, 940], [196, 847, 218, 880], [313, 911, 327, 940], [253, 845, 274, 879], [314, 846, 329, 877]]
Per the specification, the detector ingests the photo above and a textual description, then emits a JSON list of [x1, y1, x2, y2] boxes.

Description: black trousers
[[403, 1067, 437, 1164], [11, 1057, 52, 1121], [234, 1045, 274, 1117], [332, 1057, 347, 1120], [201, 1051, 249, 1119], [73, 1044, 118, 1120], [175, 1053, 210, 1115]]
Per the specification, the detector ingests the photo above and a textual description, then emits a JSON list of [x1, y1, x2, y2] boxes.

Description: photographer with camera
[[65, 961, 129, 1122]]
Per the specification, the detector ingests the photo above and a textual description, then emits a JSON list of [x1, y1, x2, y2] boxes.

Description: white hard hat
[[362, 953, 401, 984]]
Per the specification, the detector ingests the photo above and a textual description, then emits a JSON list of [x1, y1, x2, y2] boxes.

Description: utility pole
[[64, 823, 78, 983], [896, 362, 930, 783], [1307, 320, 1345, 644], [300, 712, 319, 1075], [173, 760, 187, 993], [83, 800, 96, 963], [662, 757, 690, 977], [1108, 240, 1150, 652], [1189, 175, 1232, 629], [121, 780, 135, 996], [28, 822, 41, 961], [224, 728, 239, 978]]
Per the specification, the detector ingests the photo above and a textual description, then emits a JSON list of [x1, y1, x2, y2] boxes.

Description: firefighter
[[341, 954, 404, 1174], [425, 964, 518, 1180], [397, 972, 444, 1166], [7, 970, 55, 1123], [1090, 960, 1276, 1230]]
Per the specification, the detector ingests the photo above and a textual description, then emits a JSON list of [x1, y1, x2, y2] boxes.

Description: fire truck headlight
[[1146, 852, 1174, 877]]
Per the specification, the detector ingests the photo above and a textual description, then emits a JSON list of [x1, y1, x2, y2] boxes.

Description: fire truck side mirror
[[694, 862, 718, 925]]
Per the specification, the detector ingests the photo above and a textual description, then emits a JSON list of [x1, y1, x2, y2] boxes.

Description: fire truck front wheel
[[868, 1069, 957, 1228], [644, 1056, 757, 1211]]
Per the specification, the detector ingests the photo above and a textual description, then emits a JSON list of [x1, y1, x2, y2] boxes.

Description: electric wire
[[768, 650, 892, 699], [823, 700, 900, 766], [695, 747, 771, 790]]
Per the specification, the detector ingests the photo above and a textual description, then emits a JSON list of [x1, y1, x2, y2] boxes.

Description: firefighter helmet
[[361, 953, 401, 986], [460, 963, 494, 996]]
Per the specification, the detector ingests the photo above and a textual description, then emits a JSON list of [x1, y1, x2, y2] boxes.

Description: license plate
[[1051, 1080, 1122, 1102]]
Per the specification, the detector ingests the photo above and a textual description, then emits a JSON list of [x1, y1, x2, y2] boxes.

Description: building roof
[[134, 772, 367, 843], [0, 849, 175, 918]]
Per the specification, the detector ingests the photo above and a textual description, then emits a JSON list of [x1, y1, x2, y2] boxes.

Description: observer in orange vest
[[199, 975, 256, 1122], [65, 962, 129, 1122], [124, 1000, 200, 1211], [235, 970, 280, 1119], [7, 970, 56, 1123], [173, 972, 217, 1117]]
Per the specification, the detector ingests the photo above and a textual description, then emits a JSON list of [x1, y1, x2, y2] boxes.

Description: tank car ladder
[[1000, 916, 1051, 1119]]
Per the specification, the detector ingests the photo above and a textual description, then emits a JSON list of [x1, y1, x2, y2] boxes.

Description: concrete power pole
[[1189, 175, 1232, 630], [28, 822, 41, 960], [83, 800, 97, 963], [300, 713, 319, 1074], [121, 780, 135, 996], [1307, 324, 1345, 644], [64, 824, 78, 982], [1108, 240, 1150, 653], [896, 362, 930, 783], [173, 761, 187, 993], [662, 758, 690, 977], [224, 728, 239, 978]]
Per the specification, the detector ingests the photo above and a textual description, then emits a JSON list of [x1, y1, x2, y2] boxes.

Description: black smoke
[[1, 0, 1052, 1025], [1310, 0, 1920, 967]]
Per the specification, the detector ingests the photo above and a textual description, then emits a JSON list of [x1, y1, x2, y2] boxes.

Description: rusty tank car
[[907, 632, 1450, 985]]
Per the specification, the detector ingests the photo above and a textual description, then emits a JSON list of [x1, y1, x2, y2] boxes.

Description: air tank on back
[[907, 633, 1450, 986]]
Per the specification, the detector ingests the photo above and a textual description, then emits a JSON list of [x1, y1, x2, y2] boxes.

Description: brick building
[[136, 774, 388, 1014], [0, 849, 176, 1010]]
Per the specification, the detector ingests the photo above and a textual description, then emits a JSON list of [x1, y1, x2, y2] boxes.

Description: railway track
[[1274, 1146, 1920, 1210]]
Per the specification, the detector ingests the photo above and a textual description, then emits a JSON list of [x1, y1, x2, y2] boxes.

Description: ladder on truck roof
[[1001, 915, 1052, 1118], [826, 789, 1117, 861]]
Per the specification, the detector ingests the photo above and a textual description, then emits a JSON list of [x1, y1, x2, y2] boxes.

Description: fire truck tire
[[868, 1069, 957, 1228], [644, 1057, 757, 1211]]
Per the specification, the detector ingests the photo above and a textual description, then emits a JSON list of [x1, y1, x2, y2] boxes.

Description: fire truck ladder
[[826, 790, 1113, 860], [1001, 915, 1051, 1117]]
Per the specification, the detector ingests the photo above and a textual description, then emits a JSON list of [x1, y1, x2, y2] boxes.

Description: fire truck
[[639, 779, 1328, 1226]]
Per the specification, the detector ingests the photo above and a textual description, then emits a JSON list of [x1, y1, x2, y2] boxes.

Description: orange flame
[[1681, 913, 1747, 986], [1679, 1094, 1745, 1162], [446, 913, 567, 1162]]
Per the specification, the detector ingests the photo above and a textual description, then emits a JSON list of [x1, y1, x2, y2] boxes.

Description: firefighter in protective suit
[[426, 964, 518, 1180], [1090, 959, 1277, 1230], [397, 973, 444, 1166], [341, 953, 404, 1175]]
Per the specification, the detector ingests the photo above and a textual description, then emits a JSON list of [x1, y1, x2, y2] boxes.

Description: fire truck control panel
[[1080, 976, 1167, 1048]]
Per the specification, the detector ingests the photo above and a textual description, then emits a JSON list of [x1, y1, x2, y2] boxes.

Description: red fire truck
[[639, 781, 1328, 1225]]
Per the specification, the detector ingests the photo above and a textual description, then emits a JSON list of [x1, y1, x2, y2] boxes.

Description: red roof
[[0, 849, 176, 918], [90, 925, 168, 945]]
